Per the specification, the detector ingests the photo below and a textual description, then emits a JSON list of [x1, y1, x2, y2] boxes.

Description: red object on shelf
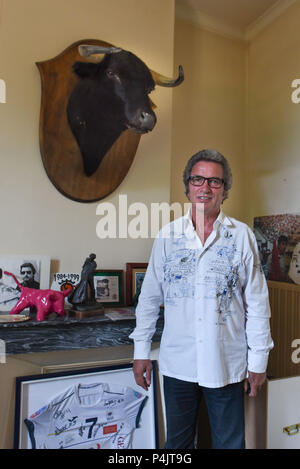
[[4, 271, 70, 321]]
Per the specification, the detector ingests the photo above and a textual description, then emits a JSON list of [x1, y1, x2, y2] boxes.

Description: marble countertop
[[0, 312, 109, 328], [0, 308, 163, 355]]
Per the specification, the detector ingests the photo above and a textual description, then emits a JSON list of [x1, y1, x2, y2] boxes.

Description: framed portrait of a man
[[0, 255, 50, 311]]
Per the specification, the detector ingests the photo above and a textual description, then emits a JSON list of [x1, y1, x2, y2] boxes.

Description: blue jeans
[[163, 376, 245, 449]]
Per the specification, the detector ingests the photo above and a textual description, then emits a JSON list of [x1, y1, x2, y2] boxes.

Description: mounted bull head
[[67, 45, 184, 177]]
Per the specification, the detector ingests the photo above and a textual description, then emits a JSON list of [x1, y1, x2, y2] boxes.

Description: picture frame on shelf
[[126, 263, 148, 306], [93, 270, 124, 306], [50, 272, 81, 305], [0, 255, 50, 312], [14, 361, 159, 449]]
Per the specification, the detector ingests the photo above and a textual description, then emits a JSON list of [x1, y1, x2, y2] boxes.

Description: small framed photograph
[[126, 263, 148, 306], [93, 270, 124, 306], [0, 255, 50, 312], [14, 361, 159, 449], [50, 272, 81, 305]]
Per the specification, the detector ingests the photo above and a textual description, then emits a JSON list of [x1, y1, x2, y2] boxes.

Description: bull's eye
[[106, 69, 120, 82]]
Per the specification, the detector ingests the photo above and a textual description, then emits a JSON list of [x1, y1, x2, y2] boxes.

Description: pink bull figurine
[[4, 271, 70, 321]]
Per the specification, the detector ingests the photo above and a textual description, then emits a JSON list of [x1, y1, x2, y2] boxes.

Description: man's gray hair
[[183, 149, 233, 201]]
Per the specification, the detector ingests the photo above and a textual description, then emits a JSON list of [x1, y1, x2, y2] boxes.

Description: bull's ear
[[72, 61, 98, 78]]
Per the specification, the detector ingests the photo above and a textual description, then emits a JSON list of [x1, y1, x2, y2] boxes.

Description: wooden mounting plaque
[[36, 39, 141, 203]]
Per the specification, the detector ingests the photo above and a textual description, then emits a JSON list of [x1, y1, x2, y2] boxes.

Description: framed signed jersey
[[14, 362, 158, 449]]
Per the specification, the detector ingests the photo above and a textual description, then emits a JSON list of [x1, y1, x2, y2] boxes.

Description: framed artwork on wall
[[253, 213, 300, 284], [14, 361, 159, 449], [125, 263, 148, 306], [93, 270, 124, 306]]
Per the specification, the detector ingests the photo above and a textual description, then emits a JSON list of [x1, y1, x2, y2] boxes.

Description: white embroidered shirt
[[130, 210, 273, 387]]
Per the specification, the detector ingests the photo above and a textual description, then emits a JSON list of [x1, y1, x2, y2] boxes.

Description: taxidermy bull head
[[67, 45, 184, 176]]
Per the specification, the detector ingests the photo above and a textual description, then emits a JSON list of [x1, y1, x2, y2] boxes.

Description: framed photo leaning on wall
[[125, 263, 148, 306], [93, 270, 124, 307]]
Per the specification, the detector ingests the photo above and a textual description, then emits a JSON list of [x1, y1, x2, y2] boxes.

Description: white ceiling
[[176, 0, 297, 39], [179, 0, 279, 28]]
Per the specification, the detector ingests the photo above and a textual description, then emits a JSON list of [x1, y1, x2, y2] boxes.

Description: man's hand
[[133, 359, 152, 391], [244, 371, 266, 397]]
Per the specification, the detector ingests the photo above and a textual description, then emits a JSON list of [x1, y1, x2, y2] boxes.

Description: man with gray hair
[[130, 149, 273, 449]]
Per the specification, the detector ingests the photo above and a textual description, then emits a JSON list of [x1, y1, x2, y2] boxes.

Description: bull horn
[[151, 65, 184, 87], [78, 45, 122, 58]]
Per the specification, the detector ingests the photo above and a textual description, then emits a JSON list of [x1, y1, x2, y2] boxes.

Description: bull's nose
[[139, 111, 156, 131]]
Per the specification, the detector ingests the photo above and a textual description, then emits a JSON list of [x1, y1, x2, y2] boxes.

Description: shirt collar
[[215, 210, 233, 227], [182, 208, 232, 236]]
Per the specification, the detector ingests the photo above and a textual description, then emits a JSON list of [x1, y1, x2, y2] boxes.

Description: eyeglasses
[[189, 175, 224, 189]]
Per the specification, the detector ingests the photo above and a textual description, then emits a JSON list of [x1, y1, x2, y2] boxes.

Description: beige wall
[[0, 0, 175, 274], [0, 1, 175, 448], [171, 16, 247, 221], [2, 0, 300, 450], [3, 1, 298, 276], [246, 1, 300, 225], [172, 2, 300, 228]]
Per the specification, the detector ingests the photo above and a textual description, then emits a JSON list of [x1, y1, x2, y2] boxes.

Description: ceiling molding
[[245, 0, 298, 40], [175, 0, 298, 41], [175, 1, 245, 40]]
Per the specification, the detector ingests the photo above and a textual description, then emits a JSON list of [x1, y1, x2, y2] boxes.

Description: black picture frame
[[14, 361, 159, 449]]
